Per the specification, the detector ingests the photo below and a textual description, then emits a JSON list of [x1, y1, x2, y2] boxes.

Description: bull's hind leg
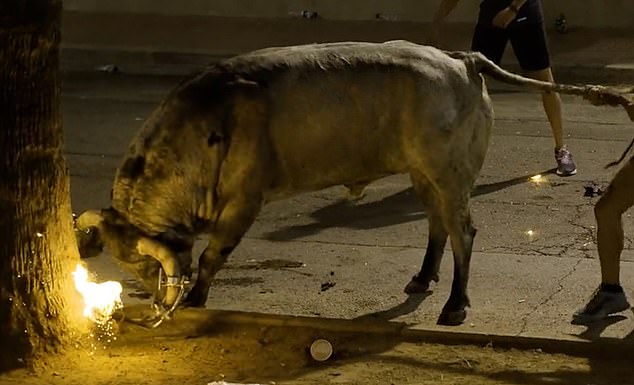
[[405, 173, 448, 294], [185, 198, 261, 307], [436, 189, 476, 326]]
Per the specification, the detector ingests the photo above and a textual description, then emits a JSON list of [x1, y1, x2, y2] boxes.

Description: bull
[[75, 40, 634, 326]]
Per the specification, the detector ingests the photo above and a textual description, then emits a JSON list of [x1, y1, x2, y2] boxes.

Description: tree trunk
[[0, 0, 81, 370]]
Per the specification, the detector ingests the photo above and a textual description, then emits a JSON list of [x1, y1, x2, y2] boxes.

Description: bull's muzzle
[[75, 209, 189, 327], [74, 210, 105, 259]]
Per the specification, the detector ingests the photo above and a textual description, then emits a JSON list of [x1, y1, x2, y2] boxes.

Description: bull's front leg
[[185, 198, 261, 307]]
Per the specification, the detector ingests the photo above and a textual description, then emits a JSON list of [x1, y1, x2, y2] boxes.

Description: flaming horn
[[75, 210, 188, 327]]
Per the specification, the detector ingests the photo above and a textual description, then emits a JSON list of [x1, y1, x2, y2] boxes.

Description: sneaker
[[572, 287, 631, 324], [555, 146, 577, 176]]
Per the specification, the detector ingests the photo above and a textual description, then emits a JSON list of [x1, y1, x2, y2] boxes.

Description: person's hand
[[492, 7, 517, 29]]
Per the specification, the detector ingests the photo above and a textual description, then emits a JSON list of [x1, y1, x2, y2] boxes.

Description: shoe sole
[[571, 302, 631, 324], [556, 169, 577, 177]]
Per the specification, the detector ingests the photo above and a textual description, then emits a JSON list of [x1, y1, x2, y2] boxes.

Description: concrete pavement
[[59, 13, 634, 352]]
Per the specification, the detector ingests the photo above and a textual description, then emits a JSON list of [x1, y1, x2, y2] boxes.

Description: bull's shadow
[[354, 292, 431, 322], [264, 168, 556, 242]]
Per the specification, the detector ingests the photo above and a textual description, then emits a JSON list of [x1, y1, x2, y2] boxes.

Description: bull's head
[[74, 208, 192, 310], [73, 71, 251, 315]]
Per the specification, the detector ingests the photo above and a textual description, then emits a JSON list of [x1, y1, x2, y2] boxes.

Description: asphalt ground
[[59, 12, 634, 352]]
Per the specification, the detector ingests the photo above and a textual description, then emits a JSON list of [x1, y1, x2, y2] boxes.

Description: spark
[[525, 230, 535, 236], [73, 264, 123, 325], [529, 174, 546, 184]]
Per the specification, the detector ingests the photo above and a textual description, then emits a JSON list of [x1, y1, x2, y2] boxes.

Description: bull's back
[[223, 41, 491, 195]]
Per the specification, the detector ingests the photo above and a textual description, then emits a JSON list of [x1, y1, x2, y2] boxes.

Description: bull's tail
[[451, 50, 590, 96], [450, 50, 633, 115], [448, 50, 634, 167]]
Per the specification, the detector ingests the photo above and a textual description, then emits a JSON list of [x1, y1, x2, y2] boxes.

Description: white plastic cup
[[310, 339, 333, 361]]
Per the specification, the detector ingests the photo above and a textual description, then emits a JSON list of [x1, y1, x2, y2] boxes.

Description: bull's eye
[[207, 132, 223, 147], [220, 245, 235, 257], [121, 155, 146, 179]]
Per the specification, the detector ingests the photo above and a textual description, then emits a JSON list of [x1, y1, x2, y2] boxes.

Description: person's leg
[[572, 157, 634, 323], [524, 67, 564, 148], [509, 23, 576, 176], [595, 157, 634, 285]]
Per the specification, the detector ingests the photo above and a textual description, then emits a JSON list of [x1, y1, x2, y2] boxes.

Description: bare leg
[[594, 157, 634, 285], [525, 68, 564, 148], [572, 157, 634, 323]]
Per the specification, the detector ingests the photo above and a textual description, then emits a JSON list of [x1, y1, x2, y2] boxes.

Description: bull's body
[[81, 41, 494, 325]]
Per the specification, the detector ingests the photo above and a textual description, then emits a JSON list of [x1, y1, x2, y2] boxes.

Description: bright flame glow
[[525, 230, 535, 236], [73, 264, 123, 325], [530, 174, 544, 183]]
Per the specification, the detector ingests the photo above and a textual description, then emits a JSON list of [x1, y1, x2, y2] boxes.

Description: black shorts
[[471, 22, 551, 71]]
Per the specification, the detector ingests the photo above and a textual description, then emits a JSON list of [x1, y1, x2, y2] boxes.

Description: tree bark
[[0, 0, 81, 370]]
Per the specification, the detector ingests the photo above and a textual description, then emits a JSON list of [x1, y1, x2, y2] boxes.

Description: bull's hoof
[[344, 183, 368, 202], [404, 279, 429, 294], [404, 274, 437, 294], [346, 190, 366, 202], [437, 309, 467, 326], [182, 292, 208, 308]]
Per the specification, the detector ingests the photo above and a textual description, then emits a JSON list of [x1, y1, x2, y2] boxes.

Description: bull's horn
[[75, 209, 104, 231], [136, 237, 182, 308]]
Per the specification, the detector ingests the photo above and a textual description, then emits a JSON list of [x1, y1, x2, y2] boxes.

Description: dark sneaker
[[572, 288, 631, 324], [555, 146, 577, 176]]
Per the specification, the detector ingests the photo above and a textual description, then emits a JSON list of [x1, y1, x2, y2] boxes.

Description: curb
[[122, 307, 633, 359]]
